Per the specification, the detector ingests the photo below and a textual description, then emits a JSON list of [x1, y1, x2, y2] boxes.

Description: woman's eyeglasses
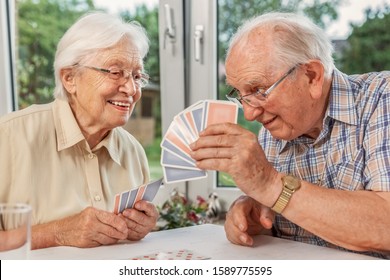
[[80, 65, 149, 88]]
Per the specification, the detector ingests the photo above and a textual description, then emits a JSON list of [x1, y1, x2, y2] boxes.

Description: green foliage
[[144, 136, 163, 180], [217, 0, 342, 62], [120, 5, 159, 85], [339, 6, 390, 73], [119, 6, 162, 139], [156, 191, 209, 230], [16, 0, 96, 108]]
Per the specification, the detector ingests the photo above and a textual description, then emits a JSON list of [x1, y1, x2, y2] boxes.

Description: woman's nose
[[119, 77, 137, 96]]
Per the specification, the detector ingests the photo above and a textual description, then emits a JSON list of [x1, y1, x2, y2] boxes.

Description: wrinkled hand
[[190, 123, 278, 201], [225, 195, 274, 246], [120, 200, 158, 241], [55, 207, 129, 248]]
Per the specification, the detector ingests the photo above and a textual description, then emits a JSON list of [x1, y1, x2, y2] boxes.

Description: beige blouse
[[0, 99, 149, 225]]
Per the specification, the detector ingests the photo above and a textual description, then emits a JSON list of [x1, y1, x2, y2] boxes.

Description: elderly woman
[[0, 12, 158, 249]]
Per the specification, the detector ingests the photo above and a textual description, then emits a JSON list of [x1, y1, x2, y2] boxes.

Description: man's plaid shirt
[[259, 69, 390, 259]]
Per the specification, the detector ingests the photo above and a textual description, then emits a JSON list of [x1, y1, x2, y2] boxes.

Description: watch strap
[[271, 187, 293, 214]]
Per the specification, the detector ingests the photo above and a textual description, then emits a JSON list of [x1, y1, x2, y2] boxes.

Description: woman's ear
[[303, 60, 325, 100], [60, 68, 76, 94]]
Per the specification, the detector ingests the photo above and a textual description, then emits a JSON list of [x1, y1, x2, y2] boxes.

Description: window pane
[[217, 0, 262, 187]]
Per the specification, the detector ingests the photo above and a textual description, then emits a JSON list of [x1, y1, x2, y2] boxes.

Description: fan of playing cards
[[113, 178, 163, 214], [160, 99, 239, 184], [112, 100, 238, 214]]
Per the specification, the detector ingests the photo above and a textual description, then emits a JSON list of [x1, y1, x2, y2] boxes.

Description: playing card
[[173, 114, 196, 144], [113, 178, 163, 213], [131, 249, 210, 260], [161, 136, 195, 164], [113, 194, 120, 214], [118, 190, 130, 214], [161, 148, 198, 170], [190, 103, 204, 135], [125, 188, 138, 210], [202, 100, 238, 129], [163, 166, 207, 184], [162, 123, 193, 157], [141, 177, 164, 202]]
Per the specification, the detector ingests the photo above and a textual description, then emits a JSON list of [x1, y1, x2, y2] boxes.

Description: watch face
[[283, 175, 301, 191]]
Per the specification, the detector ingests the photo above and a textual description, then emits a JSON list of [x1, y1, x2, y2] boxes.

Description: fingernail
[[239, 235, 247, 243]]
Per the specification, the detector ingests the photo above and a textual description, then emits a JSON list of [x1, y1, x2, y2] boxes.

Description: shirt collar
[[279, 69, 358, 151], [53, 99, 85, 151], [93, 130, 122, 166], [52, 99, 122, 166], [328, 69, 359, 126]]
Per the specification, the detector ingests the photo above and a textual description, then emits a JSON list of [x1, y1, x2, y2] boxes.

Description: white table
[[29, 224, 378, 260]]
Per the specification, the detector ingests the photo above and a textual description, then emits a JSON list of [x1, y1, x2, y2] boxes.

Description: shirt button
[[94, 195, 101, 202], [88, 153, 95, 159]]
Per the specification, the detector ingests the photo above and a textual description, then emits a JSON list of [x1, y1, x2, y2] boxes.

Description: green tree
[[120, 5, 159, 85], [17, 0, 95, 108], [339, 5, 390, 74], [120, 6, 161, 138], [218, 0, 342, 69]]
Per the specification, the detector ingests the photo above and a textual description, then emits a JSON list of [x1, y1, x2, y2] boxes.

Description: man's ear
[[303, 60, 324, 100], [60, 68, 76, 94]]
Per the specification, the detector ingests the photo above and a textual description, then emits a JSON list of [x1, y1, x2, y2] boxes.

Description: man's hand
[[224, 195, 274, 246], [190, 123, 279, 204]]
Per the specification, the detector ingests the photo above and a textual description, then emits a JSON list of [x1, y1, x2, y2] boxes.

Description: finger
[[194, 157, 232, 173], [122, 203, 157, 234], [199, 123, 243, 137], [190, 134, 235, 151], [92, 232, 122, 246], [120, 212, 152, 241], [123, 210, 156, 230], [259, 205, 274, 229], [134, 201, 159, 219], [191, 147, 234, 161], [94, 210, 128, 239], [224, 212, 253, 246]]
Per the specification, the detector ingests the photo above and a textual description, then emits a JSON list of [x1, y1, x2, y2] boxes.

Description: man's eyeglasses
[[80, 65, 149, 88], [226, 64, 299, 108]]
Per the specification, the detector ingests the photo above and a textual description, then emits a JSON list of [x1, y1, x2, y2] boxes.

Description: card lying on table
[[113, 177, 163, 214], [161, 99, 238, 184], [131, 249, 211, 260]]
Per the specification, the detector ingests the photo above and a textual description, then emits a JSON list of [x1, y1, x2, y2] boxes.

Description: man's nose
[[243, 103, 264, 121]]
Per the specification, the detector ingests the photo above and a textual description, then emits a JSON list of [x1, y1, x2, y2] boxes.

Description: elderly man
[[190, 12, 390, 259]]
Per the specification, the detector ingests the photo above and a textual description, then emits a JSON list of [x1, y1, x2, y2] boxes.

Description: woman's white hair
[[53, 11, 149, 100], [227, 12, 335, 78]]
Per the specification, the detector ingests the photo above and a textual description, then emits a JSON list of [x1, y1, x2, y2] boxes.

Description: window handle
[[194, 25, 204, 63], [163, 4, 176, 49]]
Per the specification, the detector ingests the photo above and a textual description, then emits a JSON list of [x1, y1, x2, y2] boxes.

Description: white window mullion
[[156, 0, 187, 204], [186, 0, 242, 211], [0, 0, 17, 116]]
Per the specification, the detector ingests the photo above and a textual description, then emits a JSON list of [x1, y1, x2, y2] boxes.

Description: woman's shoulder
[[0, 102, 54, 128]]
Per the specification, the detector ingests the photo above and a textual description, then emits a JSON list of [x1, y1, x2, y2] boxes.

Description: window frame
[[0, 0, 17, 116], [158, 0, 243, 211]]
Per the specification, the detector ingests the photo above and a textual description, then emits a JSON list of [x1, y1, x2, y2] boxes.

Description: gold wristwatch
[[271, 175, 301, 214]]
